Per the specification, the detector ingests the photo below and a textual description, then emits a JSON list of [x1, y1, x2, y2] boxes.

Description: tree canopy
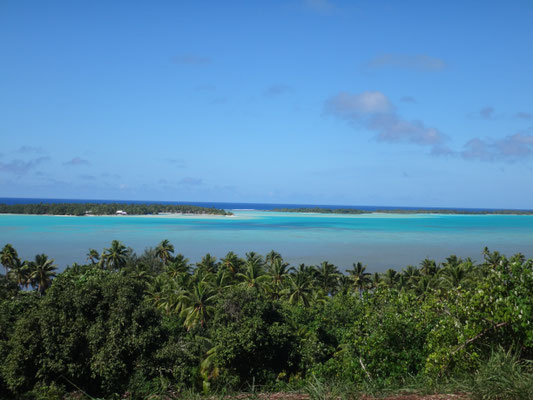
[[0, 202, 232, 216], [1, 242, 533, 399]]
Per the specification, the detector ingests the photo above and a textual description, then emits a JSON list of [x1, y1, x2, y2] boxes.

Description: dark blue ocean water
[[0, 197, 524, 212]]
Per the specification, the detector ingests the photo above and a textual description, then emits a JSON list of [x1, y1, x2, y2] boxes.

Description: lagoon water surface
[[1, 211, 532, 272]]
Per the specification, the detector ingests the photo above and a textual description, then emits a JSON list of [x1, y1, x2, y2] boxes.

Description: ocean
[[1, 197, 524, 212], [1, 198, 532, 272]]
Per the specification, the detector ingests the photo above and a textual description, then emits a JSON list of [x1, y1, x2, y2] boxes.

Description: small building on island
[[115, 210, 128, 215]]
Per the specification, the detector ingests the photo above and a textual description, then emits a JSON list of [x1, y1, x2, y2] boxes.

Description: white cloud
[[0, 156, 50, 175], [516, 111, 532, 120], [461, 132, 533, 162], [63, 157, 90, 166], [17, 145, 43, 154], [325, 91, 446, 147], [370, 115, 444, 145], [264, 84, 292, 97], [479, 106, 495, 119], [325, 91, 394, 116]]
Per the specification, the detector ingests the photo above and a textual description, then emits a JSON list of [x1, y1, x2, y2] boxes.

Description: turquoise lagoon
[[1, 211, 532, 272]]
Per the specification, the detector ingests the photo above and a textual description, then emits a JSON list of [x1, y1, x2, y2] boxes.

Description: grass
[[303, 375, 350, 400], [44, 350, 533, 400], [454, 348, 533, 400]]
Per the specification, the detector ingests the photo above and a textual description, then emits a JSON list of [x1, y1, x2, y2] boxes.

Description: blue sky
[[1, 0, 532, 208]]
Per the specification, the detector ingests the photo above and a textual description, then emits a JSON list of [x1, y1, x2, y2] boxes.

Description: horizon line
[[0, 196, 531, 212]]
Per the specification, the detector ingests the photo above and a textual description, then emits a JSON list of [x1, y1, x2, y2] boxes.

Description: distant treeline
[[271, 207, 533, 215], [0, 202, 232, 216], [272, 207, 367, 214]]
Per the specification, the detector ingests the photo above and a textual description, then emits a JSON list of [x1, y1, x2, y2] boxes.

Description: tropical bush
[[0, 242, 532, 398]]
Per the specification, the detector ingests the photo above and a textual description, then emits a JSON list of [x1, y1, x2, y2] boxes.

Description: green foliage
[[286, 293, 362, 379], [271, 207, 366, 214], [424, 257, 533, 376], [0, 244, 20, 276], [0, 266, 165, 398], [26, 382, 67, 400], [312, 289, 433, 385], [208, 287, 298, 389], [151, 316, 204, 392], [1, 242, 533, 398], [457, 348, 533, 400], [1, 301, 43, 395], [0, 202, 232, 216]]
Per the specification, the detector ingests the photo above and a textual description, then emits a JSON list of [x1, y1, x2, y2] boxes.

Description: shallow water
[[1, 211, 532, 272]]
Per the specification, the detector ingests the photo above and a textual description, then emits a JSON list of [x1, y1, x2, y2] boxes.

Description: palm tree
[[312, 261, 340, 295], [136, 247, 164, 273], [197, 253, 219, 275], [237, 259, 269, 289], [8, 259, 30, 288], [200, 343, 221, 394], [483, 247, 506, 270], [402, 265, 421, 288], [265, 250, 283, 267], [397, 274, 409, 291], [442, 255, 462, 269], [282, 273, 313, 307], [155, 239, 174, 265], [146, 275, 168, 310], [420, 258, 438, 276], [209, 268, 231, 295], [157, 280, 188, 316], [290, 263, 313, 278], [371, 272, 382, 289], [439, 261, 472, 289], [347, 262, 371, 293], [86, 248, 100, 265], [28, 254, 57, 295], [268, 258, 290, 286], [128, 265, 152, 283], [180, 282, 218, 330], [245, 251, 264, 268], [415, 275, 437, 297], [1, 244, 20, 276], [102, 240, 128, 270], [337, 275, 353, 295], [311, 288, 329, 305], [220, 251, 244, 276], [383, 268, 399, 288], [265, 258, 290, 299], [165, 254, 190, 279]]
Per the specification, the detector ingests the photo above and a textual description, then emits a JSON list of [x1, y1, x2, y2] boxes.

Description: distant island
[[0, 202, 233, 216], [271, 207, 367, 214], [270, 207, 533, 215]]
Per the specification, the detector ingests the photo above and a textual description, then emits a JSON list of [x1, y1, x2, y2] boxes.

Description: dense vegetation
[[0, 202, 232, 216], [1, 242, 533, 399], [271, 207, 366, 214], [271, 207, 533, 215]]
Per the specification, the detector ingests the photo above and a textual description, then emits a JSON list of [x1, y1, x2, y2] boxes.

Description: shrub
[[208, 287, 298, 389]]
